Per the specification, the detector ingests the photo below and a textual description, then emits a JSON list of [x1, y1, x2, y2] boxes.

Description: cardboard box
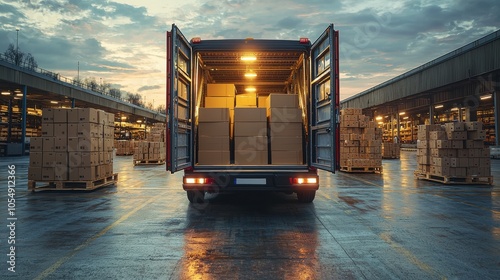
[[42, 108, 54, 123], [267, 108, 302, 123], [465, 121, 482, 131], [41, 123, 54, 137], [235, 150, 268, 165], [258, 96, 267, 108], [30, 152, 43, 167], [68, 167, 79, 181], [67, 109, 79, 123], [78, 166, 97, 181], [429, 131, 446, 140], [41, 167, 55, 181], [204, 97, 235, 109], [451, 140, 463, 149], [270, 136, 302, 151], [198, 136, 230, 151], [207, 83, 236, 97], [235, 136, 268, 151], [54, 123, 68, 138], [198, 122, 230, 137], [78, 108, 98, 123], [234, 122, 267, 137], [447, 131, 467, 140], [431, 165, 450, 176], [416, 140, 427, 149], [266, 94, 299, 108], [234, 108, 267, 122], [54, 165, 68, 181], [53, 109, 68, 123], [54, 152, 68, 166], [433, 157, 450, 167], [198, 151, 230, 165], [68, 137, 79, 152], [445, 122, 465, 132], [30, 137, 43, 152], [67, 124, 79, 137], [271, 150, 303, 164], [236, 94, 257, 107], [198, 108, 230, 122], [269, 122, 302, 137], [54, 137, 68, 152], [43, 137, 55, 152], [28, 167, 42, 181], [467, 130, 486, 140], [436, 140, 450, 149]]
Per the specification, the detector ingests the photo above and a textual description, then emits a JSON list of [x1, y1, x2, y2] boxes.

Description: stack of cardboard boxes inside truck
[[28, 108, 115, 190], [415, 121, 492, 184], [339, 108, 383, 172], [197, 84, 304, 165]]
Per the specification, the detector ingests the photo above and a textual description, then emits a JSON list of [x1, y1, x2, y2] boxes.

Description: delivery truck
[[166, 23, 339, 203]]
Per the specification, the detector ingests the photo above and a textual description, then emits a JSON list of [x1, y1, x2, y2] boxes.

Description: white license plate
[[235, 178, 267, 185]]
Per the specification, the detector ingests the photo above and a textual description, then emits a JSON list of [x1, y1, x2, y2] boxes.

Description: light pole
[[15, 28, 19, 65]]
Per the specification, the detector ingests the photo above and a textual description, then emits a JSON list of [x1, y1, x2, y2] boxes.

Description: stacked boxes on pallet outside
[[234, 107, 268, 165], [267, 94, 303, 164], [416, 122, 491, 178], [133, 123, 166, 163], [382, 142, 401, 159], [115, 140, 135, 155], [28, 108, 115, 182], [339, 108, 383, 170], [198, 108, 231, 165]]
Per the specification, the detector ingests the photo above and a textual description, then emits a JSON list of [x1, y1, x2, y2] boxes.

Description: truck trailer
[[166, 24, 340, 203]]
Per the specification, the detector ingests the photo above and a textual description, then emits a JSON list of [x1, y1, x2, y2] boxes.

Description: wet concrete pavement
[[1, 151, 499, 279]]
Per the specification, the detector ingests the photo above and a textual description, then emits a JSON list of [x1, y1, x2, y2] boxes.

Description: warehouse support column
[[464, 107, 477, 122], [429, 96, 435, 125], [71, 98, 76, 108], [21, 85, 27, 155], [396, 113, 400, 142], [495, 91, 500, 146]]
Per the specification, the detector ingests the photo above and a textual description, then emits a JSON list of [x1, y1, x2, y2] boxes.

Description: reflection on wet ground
[[1, 151, 499, 279]]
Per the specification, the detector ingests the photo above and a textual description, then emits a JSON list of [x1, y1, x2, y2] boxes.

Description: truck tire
[[297, 190, 316, 203], [187, 190, 205, 203]]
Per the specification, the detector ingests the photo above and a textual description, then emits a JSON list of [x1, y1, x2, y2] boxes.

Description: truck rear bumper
[[182, 168, 319, 193]]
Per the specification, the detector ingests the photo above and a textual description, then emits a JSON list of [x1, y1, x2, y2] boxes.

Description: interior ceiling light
[[434, 104, 444, 109], [15, 93, 23, 97], [244, 71, 257, 78], [241, 55, 256, 61], [399, 112, 406, 115], [375, 116, 383, 120], [1, 91, 10, 95], [480, 94, 492, 100], [50, 101, 58, 104], [245, 87, 256, 92]]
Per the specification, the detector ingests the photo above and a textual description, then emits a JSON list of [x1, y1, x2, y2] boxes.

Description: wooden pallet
[[340, 166, 383, 174], [414, 171, 493, 185], [116, 153, 134, 156], [133, 159, 166, 166], [382, 156, 400, 159], [28, 173, 119, 192]]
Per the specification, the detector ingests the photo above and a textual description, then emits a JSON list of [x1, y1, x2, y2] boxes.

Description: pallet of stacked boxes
[[197, 108, 230, 165], [28, 108, 118, 191], [339, 108, 383, 173], [414, 121, 492, 185], [267, 94, 303, 164], [382, 142, 401, 159], [115, 139, 135, 156], [133, 122, 167, 165]]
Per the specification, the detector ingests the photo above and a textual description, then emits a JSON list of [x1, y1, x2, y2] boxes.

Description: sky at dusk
[[1, 0, 499, 108]]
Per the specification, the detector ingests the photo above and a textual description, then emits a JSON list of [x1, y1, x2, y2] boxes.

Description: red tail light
[[299, 38, 310, 44]]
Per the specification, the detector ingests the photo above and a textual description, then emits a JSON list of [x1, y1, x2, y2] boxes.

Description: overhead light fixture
[[378, 121, 384, 125], [137, 120, 142, 123], [15, 93, 23, 97], [434, 104, 444, 109], [50, 101, 58, 104], [451, 107, 459, 111], [480, 94, 492, 100], [245, 87, 256, 92], [375, 116, 383, 121], [1, 91, 10, 95], [121, 116, 127, 120], [385, 116, 389, 118], [244, 71, 257, 78], [403, 116, 409, 120], [241, 55, 256, 62], [399, 112, 406, 115]]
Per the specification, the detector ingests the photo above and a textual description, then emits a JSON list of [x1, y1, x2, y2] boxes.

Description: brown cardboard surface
[[78, 108, 98, 123], [234, 108, 267, 122], [43, 137, 55, 151], [78, 166, 97, 181], [54, 137, 68, 152], [269, 122, 302, 137], [67, 109, 79, 123], [266, 93, 299, 108], [204, 97, 235, 109], [198, 108, 230, 122], [234, 122, 267, 137], [258, 96, 267, 108], [271, 150, 303, 164], [198, 122, 230, 137], [235, 150, 268, 165], [28, 167, 42, 181], [207, 83, 236, 97], [235, 136, 268, 151], [30, 137, 43, 152], [42, 123, 54, 137], [29, 152, 43, 167], [340, 108, 362, 115], [42, 108, 54, 123], [236, 94, 257, 107], [55, 152, 68, 166], [269, 136, 302, 151], [198, 151, 230, 165], [53, 109, 68, 123], [198, 135, 229, 151], [41, 167, 55, 181], [267, 108, 302, 123]]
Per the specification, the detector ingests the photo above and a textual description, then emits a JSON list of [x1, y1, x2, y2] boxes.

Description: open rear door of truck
[[166, 24, 193, 173], [309, 24, 340, 173]]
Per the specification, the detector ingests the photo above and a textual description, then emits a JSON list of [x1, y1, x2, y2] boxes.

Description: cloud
[[138, 85, 160, 92]]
